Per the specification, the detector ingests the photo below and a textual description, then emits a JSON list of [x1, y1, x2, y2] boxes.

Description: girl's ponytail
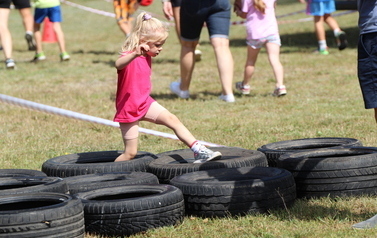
[[254, 0, 266, 14]]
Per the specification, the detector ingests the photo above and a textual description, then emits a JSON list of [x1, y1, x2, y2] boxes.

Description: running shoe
[[193, 147, 222, 164]]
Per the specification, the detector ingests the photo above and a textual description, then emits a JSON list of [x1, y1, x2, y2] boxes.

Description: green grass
[[1, 0, 377, 237]]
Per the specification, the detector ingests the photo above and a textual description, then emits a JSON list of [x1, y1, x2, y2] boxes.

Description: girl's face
[[146, 40, 165, 57]]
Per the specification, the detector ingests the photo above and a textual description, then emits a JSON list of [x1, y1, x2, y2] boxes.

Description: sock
[[318, 40, 327, 51], [334, 29, 341, 37], [26, 31, 33, 36], [190, 141, 203, 153]]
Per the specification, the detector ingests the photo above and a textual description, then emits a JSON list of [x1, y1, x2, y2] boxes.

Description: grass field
[[1, 0, 377, 237]]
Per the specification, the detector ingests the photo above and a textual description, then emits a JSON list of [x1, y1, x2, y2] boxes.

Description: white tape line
[[0, 94, 222, 147]]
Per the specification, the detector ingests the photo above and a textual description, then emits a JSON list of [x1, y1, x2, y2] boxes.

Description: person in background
[[0, 0, 35, 69], [161, 0, 202, 61], [356, 1, 377, 124], [32, 0, 70, 61], [114, 0, 154, 36], [234, 0, 286, 97], [114, 12, 222, 163], [169, 0, 235, 102], [114, 0, 138, 36], [298, 0, 347, 55]]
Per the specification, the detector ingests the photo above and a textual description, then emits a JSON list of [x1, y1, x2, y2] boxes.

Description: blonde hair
[[254, 0, 266, 14], [121, 12, 169, 52]]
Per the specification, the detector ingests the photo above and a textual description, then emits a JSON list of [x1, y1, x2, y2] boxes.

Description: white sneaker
[[170, 81, 190, 99], [5, 59, 15, 69], [219, 94, 235, 103], [194, 49, 202, 62], [193, 147, 222, 164]]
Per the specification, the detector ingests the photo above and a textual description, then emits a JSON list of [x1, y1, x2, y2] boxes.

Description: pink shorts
[[119, 101, 167, 140]]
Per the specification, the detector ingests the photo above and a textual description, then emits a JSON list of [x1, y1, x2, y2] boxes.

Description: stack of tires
[[148, 146, 296, 217], [257, 137, 377, 199], [40, 150, 184, 237], [0, 169, 85, 238], [2, 137, 370, 237]]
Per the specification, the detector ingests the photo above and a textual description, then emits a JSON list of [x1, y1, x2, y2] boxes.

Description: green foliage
[[1, 0, 376, 237]]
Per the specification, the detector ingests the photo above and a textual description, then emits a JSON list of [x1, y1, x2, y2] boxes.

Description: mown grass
[[1, 0, 377, 237]]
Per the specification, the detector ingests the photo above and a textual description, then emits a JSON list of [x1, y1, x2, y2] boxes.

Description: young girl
[[113, 12, 222, 163], [234, 0, 286, 97]]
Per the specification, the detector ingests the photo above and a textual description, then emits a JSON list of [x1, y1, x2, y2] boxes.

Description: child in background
[[114, 0, 154, 36], [234, 0, 286, 97], [299, 0, 347, 55], [113, 12, 222, 163], [32, 0, 70, 61]]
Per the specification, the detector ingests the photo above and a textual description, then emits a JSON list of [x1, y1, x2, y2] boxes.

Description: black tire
[[63, 172, 159, 194], [148, 147, 268, 183], [0, 193, 85, 238], [0, 169, 47, 177], [41, 150, 157, 177], [257, 137, 362, 167], [0, 176, 68, 195], [170, 167, 296, 218], [276, 147, 377, 198], [74, 184, 184, 237]]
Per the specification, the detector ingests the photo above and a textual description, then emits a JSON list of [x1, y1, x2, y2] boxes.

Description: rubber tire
[[74, 184, 184, 237], [63, 172, 159, 194], [0, 169, 47, 177], [257, 137, 362, 167], [276, 147, 377, 198], [148, 147, 268, 184], [170, 166, 296, 218], [0, 193, 85, 238], [0, 176, 68, 195], [41, 150, 157, 177]]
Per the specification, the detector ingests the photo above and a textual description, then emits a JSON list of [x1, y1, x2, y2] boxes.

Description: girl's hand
[[298, 0, 306, 3], [135, 44, 150, 56]]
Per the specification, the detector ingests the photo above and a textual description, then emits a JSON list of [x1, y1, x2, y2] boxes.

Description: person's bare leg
[[265, 42, 284, 88], [0, 8, 12, 59], [33, 22, 43, 54], [19, 8, 34, 32], [210, 37, 234, 96], [314, 15, 326, 41], [243, 45, 260, 86], [115, 138, 138, 161], [52, 22, 66, 53], [180, 40, 198, 91]]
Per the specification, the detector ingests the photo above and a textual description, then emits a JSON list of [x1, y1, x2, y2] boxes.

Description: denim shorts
[[0, 0, 30, 9], [306, 1, 335, 16], [34, 6, 62, 24], [358, 32, 377, 109], [247, 34, 281, 49], [180, 0, 231, 41]]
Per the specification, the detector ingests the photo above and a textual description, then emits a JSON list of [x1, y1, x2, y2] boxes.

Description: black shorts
[[358, 32, 377, 109], [171, 0, 181, 7], [0, 0, 31, 9]]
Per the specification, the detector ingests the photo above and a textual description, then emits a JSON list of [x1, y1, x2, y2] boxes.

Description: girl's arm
[[115, 52, 139, 70], [115, 44, 150, 70]]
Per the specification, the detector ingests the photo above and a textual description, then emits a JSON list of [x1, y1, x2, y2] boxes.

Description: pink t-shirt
[[242, 0, 279, 40], [113, 52, 155, 123]]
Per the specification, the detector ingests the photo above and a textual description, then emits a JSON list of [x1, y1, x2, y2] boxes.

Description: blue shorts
[[247, 34, 281, 49], [307, 1, 335, 16], [34, 6, 62, 24], [180, 0, 231, 41], [358, 32, 377, 109]]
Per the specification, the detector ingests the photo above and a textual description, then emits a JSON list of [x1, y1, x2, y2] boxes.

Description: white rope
[[0, 94, 222, 147]]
